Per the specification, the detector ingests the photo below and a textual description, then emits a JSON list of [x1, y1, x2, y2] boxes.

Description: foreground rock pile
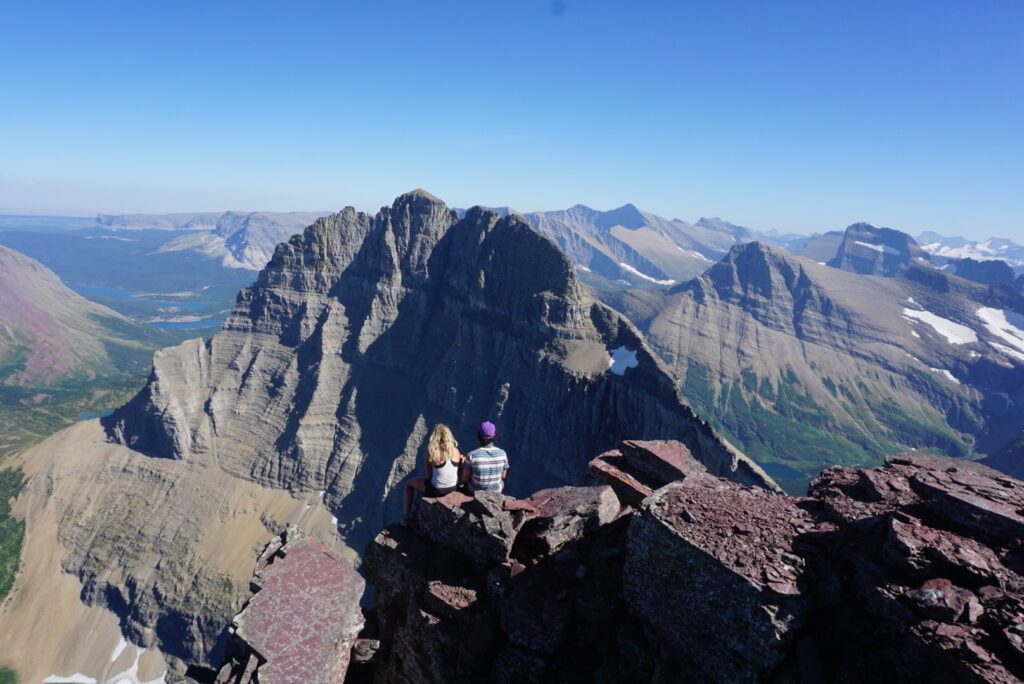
[[354, 443, 1024, 683]]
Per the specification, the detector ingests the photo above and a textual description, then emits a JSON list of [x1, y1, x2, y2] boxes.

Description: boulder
[[413, 490, 517, 566], [624, 475, 815, 682], [513, 485, 620, 559], [586, 439, 708, 507]]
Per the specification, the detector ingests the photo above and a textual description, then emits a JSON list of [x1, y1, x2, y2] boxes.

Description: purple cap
[[478, 421, 496, 438]]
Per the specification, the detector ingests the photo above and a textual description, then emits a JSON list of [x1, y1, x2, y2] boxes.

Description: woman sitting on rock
[[403, 423, 463, 516]]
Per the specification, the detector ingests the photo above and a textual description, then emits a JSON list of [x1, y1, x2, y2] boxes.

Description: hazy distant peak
[[400, 188, 443, 202], [597, 203, 649, 231]]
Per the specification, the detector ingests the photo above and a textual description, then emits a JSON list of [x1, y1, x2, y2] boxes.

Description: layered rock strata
[[356, 441, 1024, 683], [107, 190, 773, 551]]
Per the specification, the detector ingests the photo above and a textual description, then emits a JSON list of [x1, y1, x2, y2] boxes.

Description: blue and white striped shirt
[[466, 445, 509, 492]]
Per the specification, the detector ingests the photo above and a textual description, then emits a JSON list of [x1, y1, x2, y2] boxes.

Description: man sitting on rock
[[461, 421, 509, 493]]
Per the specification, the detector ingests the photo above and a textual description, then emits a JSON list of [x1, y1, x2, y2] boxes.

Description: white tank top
[[431, 458, 459, 488]]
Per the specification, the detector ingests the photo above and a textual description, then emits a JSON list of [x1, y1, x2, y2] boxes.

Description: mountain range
[[0, 192, 772, 681], [94, 211, 330, 270], [1, 196, 1023, 680], [599, 226, 1024, 490]]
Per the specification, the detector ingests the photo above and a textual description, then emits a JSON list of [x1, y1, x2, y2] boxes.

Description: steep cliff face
[[108, 191, 771, 546]]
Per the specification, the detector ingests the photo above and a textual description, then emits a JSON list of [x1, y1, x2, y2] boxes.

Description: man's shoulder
[[469, 445, 506, 458]]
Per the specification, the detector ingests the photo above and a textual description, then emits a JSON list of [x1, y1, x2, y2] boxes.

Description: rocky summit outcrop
[[215, 530, 364, 684], [106, 190, 772, 551], [355, 440, 1024, 683]]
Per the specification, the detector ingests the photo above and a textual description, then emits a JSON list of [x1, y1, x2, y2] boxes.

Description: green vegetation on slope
[[0, 468, 25, 603], [0, 374, 149, 610], [680, 361, 976, 495], [0, 376, 148, 460], [0, 665, 17, 684]]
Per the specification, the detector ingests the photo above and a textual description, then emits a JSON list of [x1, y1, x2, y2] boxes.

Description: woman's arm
[[425, 461, 434, 481]]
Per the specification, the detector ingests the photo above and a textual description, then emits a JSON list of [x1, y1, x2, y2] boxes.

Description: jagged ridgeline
[[107, 190, 772, 540]]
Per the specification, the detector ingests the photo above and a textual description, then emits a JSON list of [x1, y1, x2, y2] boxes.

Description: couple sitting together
[[402, 420, 509, 514]]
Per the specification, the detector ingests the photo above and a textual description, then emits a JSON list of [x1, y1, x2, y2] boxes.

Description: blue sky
[[1, 0, 1021, 240]]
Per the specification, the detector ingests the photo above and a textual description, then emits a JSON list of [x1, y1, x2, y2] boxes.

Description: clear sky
[[1, 1, 1021, 240]]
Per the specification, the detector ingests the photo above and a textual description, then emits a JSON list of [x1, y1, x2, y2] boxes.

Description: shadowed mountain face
[[599, 241, 1024, 490], [3, 192, 775, 677], [107, 191, 770, 543], [801, 222, 933, 276], [945, 257, 1024, 290], [0, 245, 173, 386]]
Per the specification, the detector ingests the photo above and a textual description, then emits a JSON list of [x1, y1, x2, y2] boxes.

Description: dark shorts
[[426, 482, 456, 498]]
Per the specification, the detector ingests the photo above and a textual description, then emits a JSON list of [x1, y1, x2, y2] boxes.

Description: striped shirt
[[465, 445, 509, 492]]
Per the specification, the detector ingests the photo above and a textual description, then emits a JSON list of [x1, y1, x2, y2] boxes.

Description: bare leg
[[403, 477, 427, 512]]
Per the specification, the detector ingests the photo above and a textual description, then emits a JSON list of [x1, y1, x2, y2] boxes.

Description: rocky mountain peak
[[108, 192, 772, 549], [828, 222, 933, 276], [691, 240, 813, 302], [595, 203, 648, 231]]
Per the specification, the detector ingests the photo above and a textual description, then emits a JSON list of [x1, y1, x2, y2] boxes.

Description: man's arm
[[501, 455, 509, 480]]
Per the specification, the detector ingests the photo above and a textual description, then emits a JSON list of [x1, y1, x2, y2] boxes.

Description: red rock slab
[[884, 515, 1007, 587], [904, 578, 979, 622], [234, 538, 365, 684], [619, 439, 707, 486], [515, 485, 621, 557], [909, 469, 1024, 542], [586, 451, 652, 507], [423, 580, 479, 619]]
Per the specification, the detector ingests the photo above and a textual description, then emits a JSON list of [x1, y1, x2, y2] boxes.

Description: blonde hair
[[426, 424, 458, 467]]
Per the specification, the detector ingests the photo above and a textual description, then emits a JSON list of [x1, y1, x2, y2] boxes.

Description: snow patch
[[994, 392, 1015, 407], [43, 677, 97, 684], [104, 645, 167, 684], [618, 263, 676, 286], [910, 330, 921, 339], [902, 308, 978, 345], [607, 346, 639, 375], [575, 264, 592, 272], [991, 342, 1024, 363], [675, 246, 711, 262], [977, 308, 1024, 360], [854, 240, 901, 256], [331, 515, 338, 525], [929, 368, 960, 384], [112, 636, 129, 662]]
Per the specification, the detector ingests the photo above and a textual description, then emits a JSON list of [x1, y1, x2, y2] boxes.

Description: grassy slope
[[680, 361, 971, 495]]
